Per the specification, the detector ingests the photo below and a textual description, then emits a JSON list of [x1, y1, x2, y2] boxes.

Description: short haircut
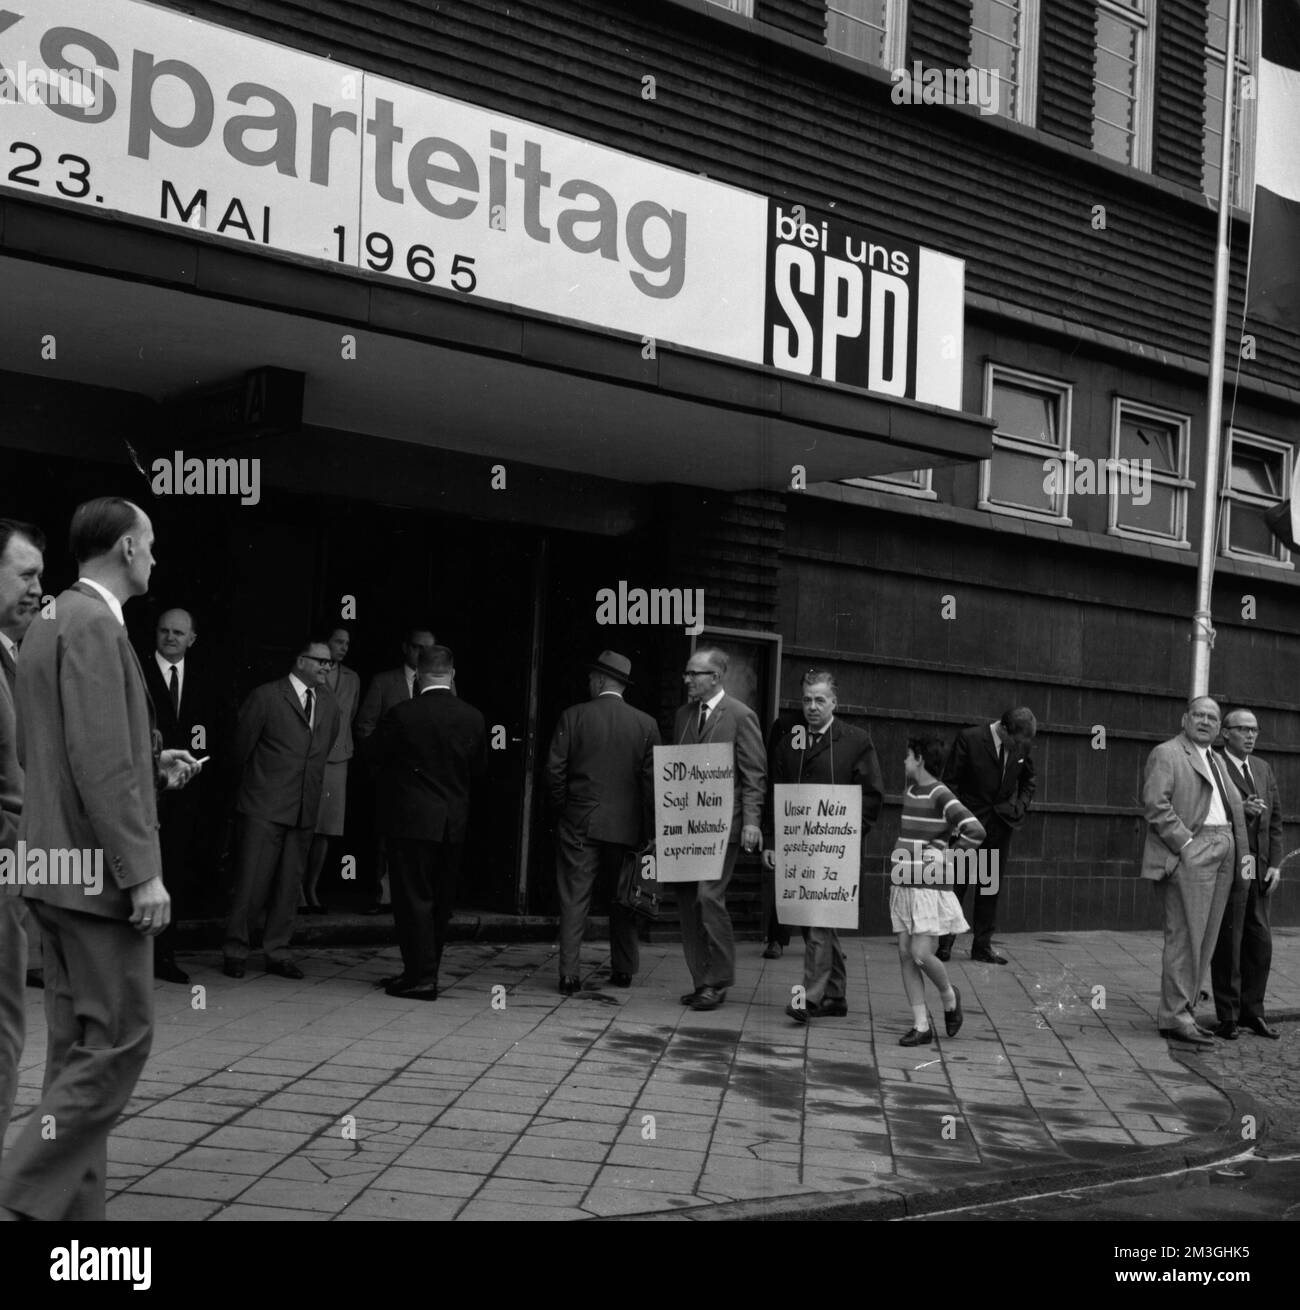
[[404, 626, 436, 645], [908, 735, 948, 776], [157, 607, 195, 632], [69, 497, 143, 566], [1222, 706, 1255, 729], [298, 636, 330, 658], [1000, 706, 1037, 738], [1186, 696, 1220, 717], [802, 670, 837, 695], [695, 646, 728, 676], [0, 518, 46, 560], [417, 644, 454, 677]]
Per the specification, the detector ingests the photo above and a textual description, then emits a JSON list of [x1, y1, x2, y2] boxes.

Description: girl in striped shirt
[[890, 736, 986, 1046]]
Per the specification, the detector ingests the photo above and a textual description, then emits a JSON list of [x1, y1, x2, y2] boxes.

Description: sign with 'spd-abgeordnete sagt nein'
[[0, 0, 962, 406]]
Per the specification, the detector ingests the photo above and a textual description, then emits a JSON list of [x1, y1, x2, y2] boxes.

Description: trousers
[[675, 842, 741, 990]]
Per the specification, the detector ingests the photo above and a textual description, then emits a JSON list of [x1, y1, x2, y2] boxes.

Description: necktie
[[168, 664, 180, 717], [410, 671, 417, 699], [0, 644, 14, 692], [697, 703, 709, 737], [304, 688, 314, 727], [1243, 761, 1255, 794], [1207, 752, 1233, 817], [998, 741, 1007, 772]]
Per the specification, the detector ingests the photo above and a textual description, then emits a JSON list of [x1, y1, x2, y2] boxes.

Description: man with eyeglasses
[[1210, 708, 1283, 1039], [674, 647, 766, 1011], [1140, 697, 1250, 1047], [222, 637, 340, 980]]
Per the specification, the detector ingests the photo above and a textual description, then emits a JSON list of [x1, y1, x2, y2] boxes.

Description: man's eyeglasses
[[300, 655, 334, 667], [682, 670, 716, 680]]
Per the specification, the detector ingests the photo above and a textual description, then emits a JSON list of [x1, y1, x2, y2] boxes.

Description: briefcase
[[616, 846, 660, 921]]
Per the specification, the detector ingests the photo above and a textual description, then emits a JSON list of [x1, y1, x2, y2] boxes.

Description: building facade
[[1, 0, 1295, 930]]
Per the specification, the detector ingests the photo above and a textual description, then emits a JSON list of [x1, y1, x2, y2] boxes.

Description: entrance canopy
[[0, 201, 993, 491]]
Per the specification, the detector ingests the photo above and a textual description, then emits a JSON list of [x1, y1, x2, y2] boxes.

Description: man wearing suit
[[302, 623, 361, 913], [1141, 697, 1251, 1048], [1210, 708, 1283, 1040], [0, 519, 44, 1156], [355, 627, 436, 913], [365, 645, 486, 1000], [937, 707, 1037, 964], [675, 647, 766, 1012], [143, 607, 230, 983], [762, 671, 884, 1022], [546, 651, 661, 995], [0, 498, 199, 1222], [222, 639, 340, 980]]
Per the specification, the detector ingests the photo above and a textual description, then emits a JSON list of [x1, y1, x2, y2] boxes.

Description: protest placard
[[653, 743, 734, 883], [774, 783, 861, 928]]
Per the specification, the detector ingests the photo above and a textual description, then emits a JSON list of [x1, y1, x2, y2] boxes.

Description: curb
[[607, 1015, 1299, 1221]]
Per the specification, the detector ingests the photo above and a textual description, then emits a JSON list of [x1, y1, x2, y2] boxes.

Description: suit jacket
[[674, 692, 766, 841], [355, 666, 414, 740], [546, 692, 661, 846], [14, 582, 162, 919], [141, 652, 235, 806], [325, 664, 361, 763], [0, 646, 20, 857], [233, 677, 340, 829], [366, 687, 487, 842], [1215, 749, 1283, 870], [1140, 734, 1251, 881], [942, 723, 1035, 830], [763, 717, 884, 849]]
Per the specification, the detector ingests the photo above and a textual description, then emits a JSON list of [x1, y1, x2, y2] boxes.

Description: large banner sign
[[653, 744, 733, 884], [774, 783, 861, 929], [0, 0, 961, 404]]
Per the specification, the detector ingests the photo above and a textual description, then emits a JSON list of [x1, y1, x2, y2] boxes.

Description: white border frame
[[1107, 398, 1193, 546], [979, 363, 1074, 524]]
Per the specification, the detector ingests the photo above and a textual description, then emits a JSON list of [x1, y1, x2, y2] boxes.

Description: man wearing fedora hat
[[546, 651, 661, 995]]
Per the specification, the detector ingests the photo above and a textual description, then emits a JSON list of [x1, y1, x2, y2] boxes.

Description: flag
[[1246, 0, 1300, 327]]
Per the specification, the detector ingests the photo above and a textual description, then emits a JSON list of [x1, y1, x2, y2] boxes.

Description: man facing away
[[1210, 707, 1283, 1039], [222, 638, 339, 980], [0, 518, 44, 1157], [546, 651, 661, 996], [0, 498, 200, 1221], [366, 645, 486, 1000], [674, 647, 766, 1013], [937, 707, 1037, 964], [1140, 696, 1250, 1048], [763, 671, 883, 1023]]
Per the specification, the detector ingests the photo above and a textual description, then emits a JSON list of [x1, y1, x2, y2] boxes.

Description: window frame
[[979, 364, 1074, 525], [1092, 0, 1156, 171], [825, 0, 908, 72], [969, 0, 1041, 126], [702, 0, 754, 15], [1203, 0, 1257, 208], [1106, 398, 1193, 547], [845, 468, 938, 499], [1221, 429, 1294, 568]]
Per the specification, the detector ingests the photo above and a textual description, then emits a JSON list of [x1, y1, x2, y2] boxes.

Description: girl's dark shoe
[[944, 986, 964, 1036], [899, 1027, 933, 1046]]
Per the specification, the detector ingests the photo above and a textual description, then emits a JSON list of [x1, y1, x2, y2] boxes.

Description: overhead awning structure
[[0, 200, 994, 491]]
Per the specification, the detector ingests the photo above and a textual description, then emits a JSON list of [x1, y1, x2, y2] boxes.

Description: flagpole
[[1191, 0, 1243, 698]]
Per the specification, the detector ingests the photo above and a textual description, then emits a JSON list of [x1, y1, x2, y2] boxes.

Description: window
[[1108, 400, 1191, 545], [980, 366, 1072, 521], [970, 0, 1039, 123], [1223, 432, 1292, 565], [703, 0, 753, 13], [1204, 0, 1256, 206], [827, 0, 906, 70], [1092, 0, 1154, 168], [845, 468, 937, 499]]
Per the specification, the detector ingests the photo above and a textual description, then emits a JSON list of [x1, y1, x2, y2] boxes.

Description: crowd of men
[[0, 499, 1287, 1221]]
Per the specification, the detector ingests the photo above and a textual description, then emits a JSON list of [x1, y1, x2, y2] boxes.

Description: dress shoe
[[970, 948, 1008, 965], [691, 986, 726, 1011], [377, 973, 418, 990], [302, 902, 328, 915], [1158, 1025, 1212, 1046], [814, 998, 848, 1018], [222, 958, 245, 979], [1213, 1020, 1238, 1040], [1243, 1016, 1280, 1039], [761, 942, 783, 959], [944, 986, 963, 1037], [25, 968, 44, 989], [266, 960, 305, 980], [609, 972, 632, 987], [680, 988, 704, 1005], [936, 935, 954, 962], [785, 1001, 809, 1024], [558, 975, 581, 996], [154, 958, 190, 985], [386, 979, 438, 1000], [899, 1027, 934, 1046]]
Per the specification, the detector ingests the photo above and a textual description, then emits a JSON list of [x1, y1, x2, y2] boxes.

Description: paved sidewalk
[[6, 929, 1297, 1221]]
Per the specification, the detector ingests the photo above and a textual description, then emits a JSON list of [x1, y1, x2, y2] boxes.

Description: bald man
[[1140, 697, 1250, 1047]]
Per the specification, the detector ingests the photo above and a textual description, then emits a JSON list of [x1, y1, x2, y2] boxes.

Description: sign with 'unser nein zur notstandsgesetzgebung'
[[0, 0, 963, 406]]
